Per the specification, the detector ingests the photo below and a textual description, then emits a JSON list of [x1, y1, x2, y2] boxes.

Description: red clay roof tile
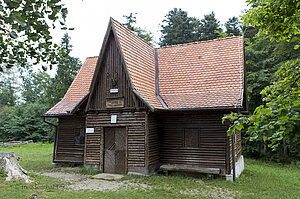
[[44, 56, 97, 116], [157, 36, 244, 109]]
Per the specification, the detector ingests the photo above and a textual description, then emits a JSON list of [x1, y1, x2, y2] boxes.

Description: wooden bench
[[160, 164, 220, 175]]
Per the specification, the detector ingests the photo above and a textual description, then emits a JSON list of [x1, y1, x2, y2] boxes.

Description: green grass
[[1, 143, 300, 198], [209, 159, 300, 199], [0, 143, 55, 172]]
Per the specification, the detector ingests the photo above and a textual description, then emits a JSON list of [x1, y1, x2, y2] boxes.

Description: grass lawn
[[1, 143, 299, 199]]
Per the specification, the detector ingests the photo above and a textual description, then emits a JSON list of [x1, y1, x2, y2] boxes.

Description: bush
[[0, 102, 54, 142]]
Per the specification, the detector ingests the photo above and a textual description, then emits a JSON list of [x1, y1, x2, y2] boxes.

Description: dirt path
[[40, 171, 149, 191]]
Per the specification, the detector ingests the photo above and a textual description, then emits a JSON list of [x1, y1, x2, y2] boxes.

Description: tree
[[47, 33, 81, 106], [0, 81, 16, 106], [160, 8, 200, 46], [224, 0, 300, 150], [242, 0, 300, 42], [241, 35, 300, 160], [246, 35, 300, 112], [199, 12, 222, 41], [225, 17, 241, 36], [0, 67, 19, 106], [0, 0, 70, 71], [21, 68, 52, 105], [225, 59, 300, 147], [123, 13, 154, 45], [0, 102, 52, 142]]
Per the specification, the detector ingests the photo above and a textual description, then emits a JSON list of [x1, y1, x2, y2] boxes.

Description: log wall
[[227, 129, 242, 173], [146, 113, 160, 171], [85, 111, 147, 173], [236, 130, 242, 160], [226, 130, 242, 173], [55, 116, 85, 163], [158, 111, 229, 174]]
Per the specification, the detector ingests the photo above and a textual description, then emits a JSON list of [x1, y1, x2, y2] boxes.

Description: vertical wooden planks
[[103, 127, 127, 174], [88, 32, 143, 111]]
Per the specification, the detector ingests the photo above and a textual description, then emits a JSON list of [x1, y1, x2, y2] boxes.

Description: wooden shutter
[[184, 128, 200, 148], [74, 128, 85, 145]]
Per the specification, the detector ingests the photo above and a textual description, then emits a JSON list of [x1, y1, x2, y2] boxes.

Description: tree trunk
[[0, 152, 33, 183]]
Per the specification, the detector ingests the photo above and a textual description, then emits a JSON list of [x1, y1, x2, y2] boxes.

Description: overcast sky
[[51, 0, 248, 70]]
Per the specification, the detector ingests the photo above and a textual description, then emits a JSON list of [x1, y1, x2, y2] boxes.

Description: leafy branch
[[0, 0, 71, 71]]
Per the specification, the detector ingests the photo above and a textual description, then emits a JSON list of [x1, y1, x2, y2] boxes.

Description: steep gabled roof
[[110, 19, 244, 110], [112, 19, 163, 109], [85, 18, 163, 111], [44, 56, 97, 116], [45, 18, 246, 116]]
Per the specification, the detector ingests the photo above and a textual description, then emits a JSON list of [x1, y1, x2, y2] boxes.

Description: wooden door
[[104, 127, 126, 174]]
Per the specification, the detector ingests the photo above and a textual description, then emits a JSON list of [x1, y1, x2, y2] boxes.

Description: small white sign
[[111, 115, 117, 123], [86, 128, 94, 134], [110, 89, 119, 94]]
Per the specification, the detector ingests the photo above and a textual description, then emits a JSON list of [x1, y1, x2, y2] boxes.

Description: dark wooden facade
[[85, 112, 147, 173], [155, 111, 230, 175], [51, 28, 244, 177], [54, 116, 85, 163], [82, 30, 149, 174], [88, 33, 142, 111]]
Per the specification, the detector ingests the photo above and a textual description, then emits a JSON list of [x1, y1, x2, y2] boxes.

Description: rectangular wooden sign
[[106, 97, 124, 108]]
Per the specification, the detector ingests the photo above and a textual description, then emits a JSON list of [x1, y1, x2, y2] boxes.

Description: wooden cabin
[[44, 18, 247, 179]]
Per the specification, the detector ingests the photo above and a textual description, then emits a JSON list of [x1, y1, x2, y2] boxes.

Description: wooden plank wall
[[158, 111, 229, 174], [227, 135, 232, 173], [85, 111, 146, 172], [235, 130, 242, 160], [89, 32, 138, 110], [55, 116, 85, 163], [147, 113, 160, 168], [227, 129, 242, 174]]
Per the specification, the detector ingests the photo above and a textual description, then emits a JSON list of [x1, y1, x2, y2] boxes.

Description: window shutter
[[184, 128, 200, 148]]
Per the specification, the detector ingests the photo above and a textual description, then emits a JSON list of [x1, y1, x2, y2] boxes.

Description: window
[[184, 128, 200, 148], [74, 128, 85, 145]]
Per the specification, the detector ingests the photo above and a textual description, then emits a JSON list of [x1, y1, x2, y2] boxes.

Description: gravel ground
[[40, 171, 149, 191]]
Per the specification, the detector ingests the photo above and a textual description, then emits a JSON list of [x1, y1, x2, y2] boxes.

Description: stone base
[[234, 155, 244, 178], [127, 166, 149, 176], [226, 155, 245, 181], [225, 174, 233, 182]]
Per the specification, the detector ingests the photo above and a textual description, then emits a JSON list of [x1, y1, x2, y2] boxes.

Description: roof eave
[[153, 106, 243, 112], [71, 92, 90, 114], [42, 113, 74, 117], [132, 89, 155, 112]]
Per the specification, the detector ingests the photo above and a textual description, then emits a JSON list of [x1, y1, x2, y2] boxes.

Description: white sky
[[50, 0, 248, 74]]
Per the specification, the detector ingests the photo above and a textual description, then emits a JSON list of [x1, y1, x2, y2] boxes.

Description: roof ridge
[[158, 35, 243, 49], [110, 17, 154, 49], [86, 56, 98, 59]]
